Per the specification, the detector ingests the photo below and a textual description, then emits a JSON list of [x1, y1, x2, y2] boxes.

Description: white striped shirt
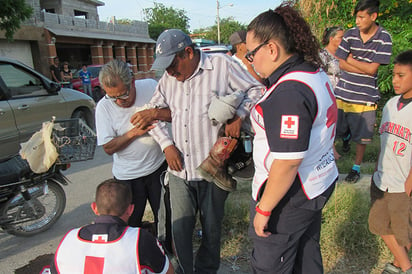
[[150, 52, 264, 181]]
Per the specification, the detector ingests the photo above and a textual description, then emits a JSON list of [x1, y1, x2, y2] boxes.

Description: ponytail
[[248, 2, 323, 69]]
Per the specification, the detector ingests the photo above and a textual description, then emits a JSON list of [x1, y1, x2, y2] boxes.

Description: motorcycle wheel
[[1, 179, 66, 237]]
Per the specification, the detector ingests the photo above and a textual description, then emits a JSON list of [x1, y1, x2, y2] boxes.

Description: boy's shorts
[[336, 99, 376, 144], [368, 182, 412, 246]]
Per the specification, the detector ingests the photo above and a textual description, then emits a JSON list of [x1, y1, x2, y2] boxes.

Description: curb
[[338, 173, 372, 189]]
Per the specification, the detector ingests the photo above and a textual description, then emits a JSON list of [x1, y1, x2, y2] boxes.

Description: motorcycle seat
[[0, 155, 32, 185]]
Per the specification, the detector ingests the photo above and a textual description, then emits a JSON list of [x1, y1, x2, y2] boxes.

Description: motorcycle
[[0, 118, 96, 236], [0, 156, 69, 236]]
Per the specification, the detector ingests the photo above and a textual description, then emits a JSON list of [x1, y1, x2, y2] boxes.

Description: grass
[[218, 179, 397, 273], [334, 133, 380, 175], [143, 135, 386, 273]]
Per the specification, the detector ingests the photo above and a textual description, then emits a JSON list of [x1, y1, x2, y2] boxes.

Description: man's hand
[[253, 213, 271, 237], [128, 124, 155, 138], [164, 145, 183, 171], [103, 124, 155, 155], [225, 115, 242, 138], [131, 109, 157, 129]]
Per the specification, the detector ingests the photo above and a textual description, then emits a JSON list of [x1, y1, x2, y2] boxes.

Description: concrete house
[[0, 0, 156, 79]]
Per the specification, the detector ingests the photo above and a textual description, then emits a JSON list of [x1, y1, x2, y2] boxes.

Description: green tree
[[116, 18, 133, 25], [143, 2, 190, 39], [0, 0, 32, 41], [297, 0, 412, 94], [192, 17, 246, 44]]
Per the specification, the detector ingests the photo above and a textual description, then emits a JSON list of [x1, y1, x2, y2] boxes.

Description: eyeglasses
[[245, 41, 268, 62], [105, 88, 130, 101]]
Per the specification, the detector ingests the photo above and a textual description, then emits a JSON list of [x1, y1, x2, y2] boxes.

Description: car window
[[0, 63, 46, 98], [88, 67, 101, 78]]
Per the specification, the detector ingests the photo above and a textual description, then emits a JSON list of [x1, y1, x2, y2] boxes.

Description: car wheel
[[72, 109, 94, 129], [93, 86, 104, 102]]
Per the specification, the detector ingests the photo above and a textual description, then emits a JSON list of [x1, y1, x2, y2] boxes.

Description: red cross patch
[[92, 234, 108, 243], [280, 115, 299, 139]]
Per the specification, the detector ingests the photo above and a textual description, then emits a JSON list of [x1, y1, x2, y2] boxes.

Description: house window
[[74, 10, 88, 19]]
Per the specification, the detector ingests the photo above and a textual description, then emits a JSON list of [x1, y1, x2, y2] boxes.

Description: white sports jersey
[[55, 227, 141, 273], [373, 96, 412, 192], [251, 70, 338, 200]]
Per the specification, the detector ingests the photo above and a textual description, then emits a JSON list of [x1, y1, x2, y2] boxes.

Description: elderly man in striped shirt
[[132, 29, 263, 274], [334, 0, 392, 184]]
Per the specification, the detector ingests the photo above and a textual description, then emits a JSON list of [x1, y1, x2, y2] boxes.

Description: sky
[[97, 0, 283, 31]]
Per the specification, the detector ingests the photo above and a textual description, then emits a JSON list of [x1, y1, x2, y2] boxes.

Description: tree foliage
[[0, 0, 33, 41], [193, 17, 246, 44], [116, 18, 133, 25], [297, 0, 412, 93], [143, 2, 190, 40]]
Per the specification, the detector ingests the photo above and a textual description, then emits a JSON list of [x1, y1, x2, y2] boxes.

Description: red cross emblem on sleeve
[[280, 115, 299, 139]]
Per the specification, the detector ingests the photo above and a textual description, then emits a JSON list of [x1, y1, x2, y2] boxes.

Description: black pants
[[249, 179, 336, 274], [116, 161, 167, 229]]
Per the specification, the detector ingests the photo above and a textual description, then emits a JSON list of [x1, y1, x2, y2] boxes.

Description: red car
[[71, 65, 104, 101]]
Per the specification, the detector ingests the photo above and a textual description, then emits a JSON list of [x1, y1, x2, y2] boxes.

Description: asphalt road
[[0, 146, 113, 273], [0, 146, 250, 273]]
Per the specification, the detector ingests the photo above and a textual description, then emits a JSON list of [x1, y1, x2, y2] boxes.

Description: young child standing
[[79, 64, 92, 98], [368, 50, 412, 274]]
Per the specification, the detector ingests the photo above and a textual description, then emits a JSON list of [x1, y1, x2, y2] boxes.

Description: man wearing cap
[[131, 29, 263, 273], [229, 30, 262, 83]]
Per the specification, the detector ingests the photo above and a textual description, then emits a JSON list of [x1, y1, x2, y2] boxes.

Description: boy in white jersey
[[368, 50, 412, 274]]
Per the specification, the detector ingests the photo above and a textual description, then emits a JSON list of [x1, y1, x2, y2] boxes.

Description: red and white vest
[[251, 70, 338, 200], [54, 226, 141, 273]]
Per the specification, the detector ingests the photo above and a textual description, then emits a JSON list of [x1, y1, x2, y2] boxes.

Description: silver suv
[[0, 57, 95, 161]]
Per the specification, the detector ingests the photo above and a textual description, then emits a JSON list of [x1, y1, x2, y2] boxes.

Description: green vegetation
[[0, 0, 32, 41], [298, 0, 412, 94], [143, 1, 190, 40]]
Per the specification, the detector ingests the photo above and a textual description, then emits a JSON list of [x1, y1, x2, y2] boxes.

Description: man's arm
[[225, 60, 265, 137], [131, 107, 171, 129], [345, 54, 381, 76], [102, 126, 153, 155], [338, 58, 365, 74]]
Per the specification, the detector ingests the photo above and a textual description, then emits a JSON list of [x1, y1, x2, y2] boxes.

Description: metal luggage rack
[[52, 119, 97, 163]]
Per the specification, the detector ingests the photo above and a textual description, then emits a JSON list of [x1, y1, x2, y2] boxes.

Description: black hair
[[95, 179, 132, 216], [394, 50, 412, 67], [321, 26, 344, 46], [355, 0, 380, 15], [247, 2, 323, 68]]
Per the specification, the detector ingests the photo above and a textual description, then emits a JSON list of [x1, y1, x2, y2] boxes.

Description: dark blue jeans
[[168, 173, 228, 274]]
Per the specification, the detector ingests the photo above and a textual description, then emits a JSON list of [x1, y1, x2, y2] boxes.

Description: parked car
[[198, 44, 231, 54], [71, 64, 104, 101], [0, 57, 96, 161]]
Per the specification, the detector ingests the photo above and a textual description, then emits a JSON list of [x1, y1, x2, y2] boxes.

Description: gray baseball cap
[[229, 30, 246, 46], [151, 29, 193, 71]]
